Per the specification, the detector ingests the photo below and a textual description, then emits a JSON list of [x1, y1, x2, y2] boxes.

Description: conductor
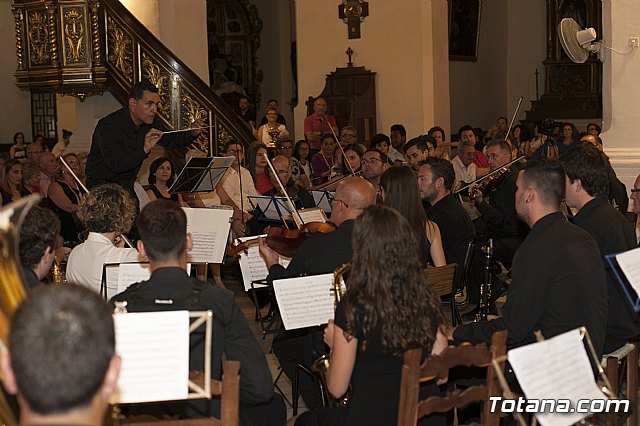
[[86, 81, 204, 194]]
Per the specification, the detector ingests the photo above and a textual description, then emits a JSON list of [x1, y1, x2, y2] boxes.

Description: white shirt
[[451, 155, 477, 183], [387, 147, 405, 163], [67, 232, 141, 299], [220, 166, 260, 212]]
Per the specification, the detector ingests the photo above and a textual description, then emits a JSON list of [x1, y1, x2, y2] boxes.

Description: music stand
[[605, 251, 640, 313], [169, 157, 234, 194]]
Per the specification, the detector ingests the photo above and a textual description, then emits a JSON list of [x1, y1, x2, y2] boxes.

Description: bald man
[[259, 176, 376, 408]]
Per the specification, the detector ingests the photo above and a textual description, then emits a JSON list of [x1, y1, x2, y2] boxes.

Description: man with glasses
[[404, 135, 436, 172], [362, 148, 390, 186], [264, 155, 314, 208], [465, 139, 527, 319], [259, 177, 376, 409]]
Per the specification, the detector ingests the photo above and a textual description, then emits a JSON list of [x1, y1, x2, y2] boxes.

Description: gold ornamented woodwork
[[45, 1, 59, 66], [27, 10, 49, 65], [216, 123, 233, 154], [106, 16, 133, 83], [13, 8, 24, 70], [181, 90, 211, 154], [88, 0, 102, 65], [141, 53, 172, 123], [62, 8, 86, 63]]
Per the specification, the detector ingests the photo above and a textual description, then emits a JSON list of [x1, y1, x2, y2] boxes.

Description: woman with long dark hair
[[380, 166, 446, 267], [247, 143, 274, 194], [294, 205, 447, 425]]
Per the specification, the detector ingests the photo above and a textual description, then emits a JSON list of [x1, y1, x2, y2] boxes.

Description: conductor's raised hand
[[144, 129, 163, 153], [190, 118, 205, 137]]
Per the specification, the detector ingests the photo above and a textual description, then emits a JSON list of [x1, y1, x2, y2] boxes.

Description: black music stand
[[169, 156, 234, 194]]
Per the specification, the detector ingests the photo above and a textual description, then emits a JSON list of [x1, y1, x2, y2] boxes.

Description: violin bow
[[505, 96, 524, 141], [262, 152, 305, 228], [326, 121, 357, 177]]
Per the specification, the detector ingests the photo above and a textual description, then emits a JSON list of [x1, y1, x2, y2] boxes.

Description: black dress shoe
[[261, 307, 278, 323]]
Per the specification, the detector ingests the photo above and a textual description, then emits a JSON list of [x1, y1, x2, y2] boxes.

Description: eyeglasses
[[227, 149, 242, 155], [486, 153, 509, 161], [329, 198, 350, 209], [361, 158, 382, 165], [341, 134, 355, 139], [631, 188, 640, 193]]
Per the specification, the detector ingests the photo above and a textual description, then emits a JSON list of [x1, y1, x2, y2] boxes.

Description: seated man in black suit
[[111, 200, 285, 425]]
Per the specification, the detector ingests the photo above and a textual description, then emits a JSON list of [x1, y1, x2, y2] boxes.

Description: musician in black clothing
[[450, 159, 608, 361], [561, 143, 640, 352], [259, 177, 376, 408], [87, 81, 203, 195], [465, 140, 528, 312], [263, 155, 315, 209], [417, 158, 475, 279]]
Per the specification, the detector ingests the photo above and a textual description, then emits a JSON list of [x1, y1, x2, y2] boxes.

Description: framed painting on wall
[[449, 0, 481, 61]]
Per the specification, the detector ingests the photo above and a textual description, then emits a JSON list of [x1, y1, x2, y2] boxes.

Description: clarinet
[[475, 239, 494, 322]]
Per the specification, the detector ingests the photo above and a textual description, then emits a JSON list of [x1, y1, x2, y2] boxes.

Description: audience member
[[258, 99, 286, 126], [10, 132, 27, 160], [0, 159, 30, 206], [304, 97, 337, 151]]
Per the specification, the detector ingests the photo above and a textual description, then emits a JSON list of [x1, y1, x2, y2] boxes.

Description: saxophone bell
[[310, 263, 350, 407]]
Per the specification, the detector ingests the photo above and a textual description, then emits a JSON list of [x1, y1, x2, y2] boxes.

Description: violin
[[226, 221, 336, 258]]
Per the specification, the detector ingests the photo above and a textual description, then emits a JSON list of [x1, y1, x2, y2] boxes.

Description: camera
[[540, 118, 563, 138]]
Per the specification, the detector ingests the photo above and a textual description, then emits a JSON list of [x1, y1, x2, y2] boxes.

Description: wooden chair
[[603, 342, 638, 426], [118, 360, 240, 426], [424, 263, 461, 325], [397, 330, 508, 426]]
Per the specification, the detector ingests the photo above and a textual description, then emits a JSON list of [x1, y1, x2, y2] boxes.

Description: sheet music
[[183, 207, 232, 263], [237, 235, 290, 291], [116, 263, 192, 294], [297, 207, 327, 224], [112, 311, 189, 404], [117, 262, 151, 294], [508, 328, 607, 426], [273, 273, 335, 330], [614, 247, 640, 299]]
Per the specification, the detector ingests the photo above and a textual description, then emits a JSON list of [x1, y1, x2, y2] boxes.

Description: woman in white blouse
[[67, 184, 141, 299]]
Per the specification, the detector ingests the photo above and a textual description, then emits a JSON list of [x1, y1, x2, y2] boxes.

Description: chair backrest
[[397, 330, 508, 426], [118, 360, 240, 426], [424, 263, 457, 298]]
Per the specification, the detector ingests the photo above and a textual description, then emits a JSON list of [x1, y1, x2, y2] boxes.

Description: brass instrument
[[475, 239, 494, 322], [310, 263, 350, 408], [0, 195, 42, 426]]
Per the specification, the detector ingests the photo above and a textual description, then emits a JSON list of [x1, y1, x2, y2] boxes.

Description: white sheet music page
[[183, 207, 232, 263], [508, 328, 607, 426], [237, 235, 290, 291], [112, 311, 189, 404], [273, 273, 335, 330], [615, 246, 640, 298], [117, 262, 151, 294], [297, 208, 327, 224]]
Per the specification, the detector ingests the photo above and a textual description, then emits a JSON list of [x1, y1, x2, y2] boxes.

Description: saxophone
[[475, 239, 494, 322], [310, 263, 350, 407], [0, 195, 42, 426]]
